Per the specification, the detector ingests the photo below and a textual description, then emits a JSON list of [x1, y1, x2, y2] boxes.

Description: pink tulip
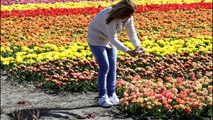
[[155, 94, 165, 102], [162, 90, 173, 99], [198, 103, 204, 109], [176, 98, 186, 104], [191, 76, 197, 81], [128, 84, 135, 91], [123, 92, 129, 97], [170, 88, 178, 94], [173, 105, 179, 109], [164, 103, 172, 110], [176, 77, 183, 83]]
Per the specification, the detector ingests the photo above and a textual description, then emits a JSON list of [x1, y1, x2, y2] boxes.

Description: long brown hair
[[106, 0, 137, 24]]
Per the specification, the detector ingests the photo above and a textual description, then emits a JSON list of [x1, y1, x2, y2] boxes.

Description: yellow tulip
[[16, 56, 23, 64], [21, 46, 30, 52], [28, 59, 36, 64], [1, 0, 202, 11], [2, 57, 14, 65], [37, 54, 44, 62], [1, 47, 6, 53]]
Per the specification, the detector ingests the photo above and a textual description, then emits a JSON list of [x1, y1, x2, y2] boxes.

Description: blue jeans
[[89, 44, 117, 97]]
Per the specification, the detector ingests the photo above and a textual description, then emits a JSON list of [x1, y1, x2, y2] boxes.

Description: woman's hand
[[135, 46, 145, 54], [126, 50, 138, 57]]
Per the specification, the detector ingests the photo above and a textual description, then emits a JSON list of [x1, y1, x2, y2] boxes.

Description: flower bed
[[1, 36, 212, 67], [117, 76, 212, 119], [1, 9, 212, 47], [2, 0, 210, 8], [8, 51, 212, 90], [1, 0, 212, 119]]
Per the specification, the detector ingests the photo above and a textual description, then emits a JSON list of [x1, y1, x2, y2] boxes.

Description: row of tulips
[[1, 36, 212, 67], [1, 2, 212, 18], [2, 0, 210, 11], [1, 0, 118, 6], [8, 51, 212, 91], [116, 76, 212, 119], [117, 52, 212, 80], [1, 9, 212, 48]]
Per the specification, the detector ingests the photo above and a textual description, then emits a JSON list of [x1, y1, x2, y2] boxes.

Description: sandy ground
[[0, 72, 134, 120]]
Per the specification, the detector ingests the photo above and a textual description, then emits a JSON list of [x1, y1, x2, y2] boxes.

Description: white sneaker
[[109, 93, 120, 105], [98, 94, 113, 108]]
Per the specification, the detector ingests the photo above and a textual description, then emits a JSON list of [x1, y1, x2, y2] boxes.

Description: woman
[[87, 0, 145, 107]]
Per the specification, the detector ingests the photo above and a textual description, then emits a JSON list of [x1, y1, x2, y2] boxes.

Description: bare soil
[[1, 72, 133, 120]]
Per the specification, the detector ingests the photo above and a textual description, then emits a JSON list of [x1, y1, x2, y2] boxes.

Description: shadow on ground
[[7, 104, 131, 120]]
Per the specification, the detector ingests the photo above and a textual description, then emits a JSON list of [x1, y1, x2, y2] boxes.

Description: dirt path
[[0, 72, 133, 120]]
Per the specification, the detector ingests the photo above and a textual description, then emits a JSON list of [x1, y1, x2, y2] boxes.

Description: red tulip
[[184, 107, 191, 113], [179, 91, 188, 100]]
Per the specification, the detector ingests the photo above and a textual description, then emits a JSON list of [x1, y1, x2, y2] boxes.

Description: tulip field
[[1, 0, 213, 119]]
